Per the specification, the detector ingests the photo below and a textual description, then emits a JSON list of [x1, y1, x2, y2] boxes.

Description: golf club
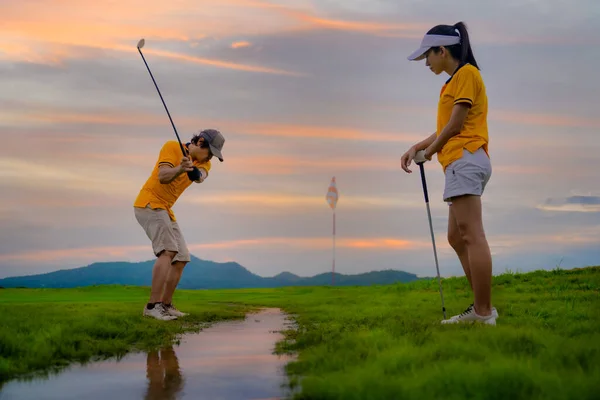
[[415, 150, 447, 319], [136, 38, 201, 182]]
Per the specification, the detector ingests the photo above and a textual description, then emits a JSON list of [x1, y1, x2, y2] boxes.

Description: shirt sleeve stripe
[[454, 97, 473, 104]]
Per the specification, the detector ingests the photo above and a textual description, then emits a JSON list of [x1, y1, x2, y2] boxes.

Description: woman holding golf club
[[400, 22, 498, 325]]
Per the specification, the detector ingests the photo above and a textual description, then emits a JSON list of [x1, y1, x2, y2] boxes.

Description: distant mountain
[[0, 256, 423, 289]]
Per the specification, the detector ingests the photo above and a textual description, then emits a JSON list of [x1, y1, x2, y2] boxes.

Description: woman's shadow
[[144, 345, 185, 400]]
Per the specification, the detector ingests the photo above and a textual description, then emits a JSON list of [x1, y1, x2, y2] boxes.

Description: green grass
[[1, 266, 599, 399], [0, 285, 256, 382]]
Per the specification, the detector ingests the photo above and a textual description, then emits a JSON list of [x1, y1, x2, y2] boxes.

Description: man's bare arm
[[158, 165, 184, 184], [158, 157, 194, 184]]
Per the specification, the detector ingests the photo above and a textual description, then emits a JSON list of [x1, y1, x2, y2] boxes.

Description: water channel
[[0, 308, 296, 400]]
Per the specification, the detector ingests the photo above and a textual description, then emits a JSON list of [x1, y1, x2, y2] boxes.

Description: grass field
[[1, 266, 599, 399]]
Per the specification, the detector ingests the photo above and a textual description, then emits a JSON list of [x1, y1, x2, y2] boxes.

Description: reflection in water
[[0, 308, 295, 400], [144, 346, 184, 400]]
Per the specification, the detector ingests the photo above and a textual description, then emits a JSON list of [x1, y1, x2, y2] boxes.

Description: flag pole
[[332, 208, 336, 286], [326, 176, 338, 286]]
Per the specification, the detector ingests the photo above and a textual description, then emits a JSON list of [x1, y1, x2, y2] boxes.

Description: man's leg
[[134, 206, 179, 321], [161, 220, 191, 316], [144, 350, 164, 400], [150, 251, 176, 303], [160, 346, 184, 394], [448, 194, 493, 317], [162, 261, 187, 305]]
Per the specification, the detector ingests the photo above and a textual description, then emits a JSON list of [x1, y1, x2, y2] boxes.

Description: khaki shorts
[[443, 147, 492, 204], [134, 205, 191, 263]]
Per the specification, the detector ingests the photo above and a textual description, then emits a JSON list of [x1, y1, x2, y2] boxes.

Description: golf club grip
[[418, 163, 430, 203], [178, 142, 188, 157]]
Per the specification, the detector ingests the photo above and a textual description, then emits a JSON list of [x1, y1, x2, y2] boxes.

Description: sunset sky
[[1, 0, 599, 279]]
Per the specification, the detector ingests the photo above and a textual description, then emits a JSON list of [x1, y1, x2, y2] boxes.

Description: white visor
[[407, 34, 461, 61]]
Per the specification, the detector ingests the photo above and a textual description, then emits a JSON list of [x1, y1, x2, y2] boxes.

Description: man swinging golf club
[[134, 129, 225, 321], [134, 38, 226, 321]]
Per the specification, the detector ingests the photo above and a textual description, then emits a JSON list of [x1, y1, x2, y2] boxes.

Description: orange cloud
[[535, 198, 600, 213], [0, 39, 302, 75], [136, 46, 303, 76], [491, 110, 600, 129], [0, 0, 428, 71], [0, 236, 429, 264], [0, 247, 133, 263], [0, 152, 426, 211], [17, 109, 164, 126], [493, 165, 548, 175], [343, 238, 420, 249], [0, 157, 139, 196], [0, 1, 303, 75], [22, 106, 584, 144], [9, 107, 422, 143], [1, 20, 192, 48], [222, 155, 396, 174], [2, 226, 598, 267], [182, 192, 423, 211], [376, 105, 600, 130], [309, 19, 425, 37], [231, 41, 252, 49], [0, 245, 149, 263], [3, 195, 122, 209], [488, 226, 600, 251], [0, 0, 291, 41], [253, 2, 428, 37], [231, 122, 421, 142], [184, 193, 324, 208], [536, 204, 600, 213]]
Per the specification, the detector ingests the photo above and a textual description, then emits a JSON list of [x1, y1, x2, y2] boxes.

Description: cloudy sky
[[1, 0, 599, 279]]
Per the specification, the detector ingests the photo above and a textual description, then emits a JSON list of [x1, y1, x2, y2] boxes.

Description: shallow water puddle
[[0, 308, 295, 400]]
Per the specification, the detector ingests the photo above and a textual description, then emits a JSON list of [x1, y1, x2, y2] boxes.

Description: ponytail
[[426, 21, 480, 70], [453, 21, 479, 69]]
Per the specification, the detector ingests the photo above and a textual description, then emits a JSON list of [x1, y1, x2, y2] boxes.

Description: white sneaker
[[444, 303, 499, 319], [163, 303, 188, 317], [441, 304, 498, 325], [143, 303, 178, 321]]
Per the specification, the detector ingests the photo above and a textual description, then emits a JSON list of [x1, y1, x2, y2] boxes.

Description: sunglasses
[[196, 135, 213, 160]]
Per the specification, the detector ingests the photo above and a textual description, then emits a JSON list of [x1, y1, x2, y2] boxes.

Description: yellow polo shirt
[[134, 140, 211, 221], [436, 63, 489, 170]]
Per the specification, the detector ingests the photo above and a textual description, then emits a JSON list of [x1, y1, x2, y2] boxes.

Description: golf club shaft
[[418, 162, 447, 319], [137, 47, 188, 158]]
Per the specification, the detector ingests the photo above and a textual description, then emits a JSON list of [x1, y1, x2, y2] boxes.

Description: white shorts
[[443, 147, 492, 204]]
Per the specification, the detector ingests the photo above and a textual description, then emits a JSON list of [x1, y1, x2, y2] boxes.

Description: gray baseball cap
[[199, 129, 225, 162]]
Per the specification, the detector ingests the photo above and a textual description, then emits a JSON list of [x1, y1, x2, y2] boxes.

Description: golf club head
[[137, 38, 145, 49], [187, 166, 201, 182]]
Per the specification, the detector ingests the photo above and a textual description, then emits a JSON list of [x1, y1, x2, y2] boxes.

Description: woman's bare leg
[[447, 194, 492, 316], [447, 204, 473, 291]]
